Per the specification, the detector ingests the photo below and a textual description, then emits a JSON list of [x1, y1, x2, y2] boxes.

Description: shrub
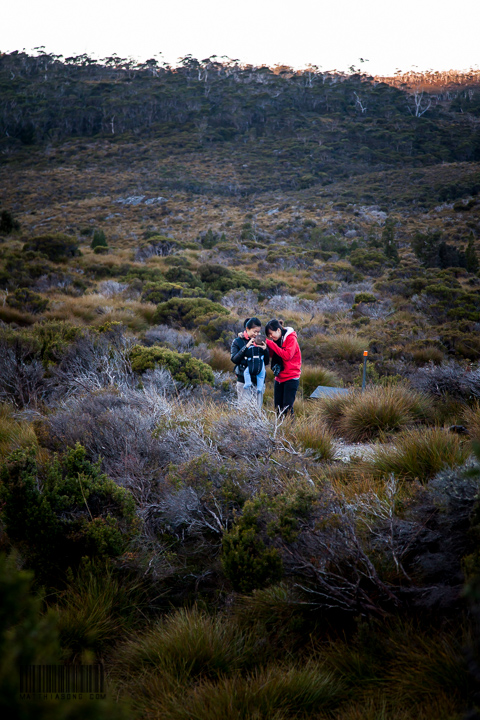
[[152, 297, 229, 328], [197, 312, 240, 346], [23, 233, 80, 262], [410, 361, 480, 399], [198, 264, 259, 293], [164, 266, 200, 287], [141, 281, 193, 304], [349, 248, 386, 275], [0, 209, 20, 235], [222, 499, 283, 593], [365, 427, 469, 481], [0, 444, 137, 580], [6, 287, 48, 314], [0, 553, 60, 715], [130, 344, 214, 386], [91, 229, 108, 249], [354, 292, 377, 304]]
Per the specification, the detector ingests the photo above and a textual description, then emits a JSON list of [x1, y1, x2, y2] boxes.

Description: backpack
[[246, 347, 264, 377]]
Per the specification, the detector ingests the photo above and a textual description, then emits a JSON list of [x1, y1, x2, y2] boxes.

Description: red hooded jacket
[[265, 327, 302, 383]]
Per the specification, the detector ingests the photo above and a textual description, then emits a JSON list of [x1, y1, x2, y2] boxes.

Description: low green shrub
[[164, 266, 200, 287], [222, 499, 283, 593], [6, 287, 49, 314], [152, 297, 229, 328], [0, 209, 20, 235], [91, 229, 108, 249], [198, 263, 259, 293], [130, 344, 214, 385], [349, 248, 386, 275], [141, 281, 199, 304], [0, 444, 137, 581], [354, 292, 377, 304], [23, 233, 80, 262]]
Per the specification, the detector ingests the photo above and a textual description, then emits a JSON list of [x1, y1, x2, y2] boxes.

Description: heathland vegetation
[[1, 51, 480, 718]]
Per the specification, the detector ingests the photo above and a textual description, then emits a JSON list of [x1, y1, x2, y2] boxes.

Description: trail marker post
[[362, 350, 368, 391]]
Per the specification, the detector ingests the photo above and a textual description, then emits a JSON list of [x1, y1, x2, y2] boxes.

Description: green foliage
[[354, 292, 377, 304], [349, 248, 387, 275], [222, 499, 283, 593], [164, 265, 200, 287], [198, 263, 259, 293], [91, 228, 108, 249], [23, 233, 80, 262], [141, 281, 197, 303], [382, 218, 399, 264], [129, 344, 214, 385], [0, 553, 59, 707], [152, 297, 229, 328], [6, 287, 48, 314], [0, 444, 137, 580], [465, 236, 479, 274], [0, 209, 20, 235]]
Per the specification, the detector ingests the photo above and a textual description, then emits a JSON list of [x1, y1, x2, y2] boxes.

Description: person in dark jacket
[[265, 318, 302, 416], [230, 317, 269, 409]]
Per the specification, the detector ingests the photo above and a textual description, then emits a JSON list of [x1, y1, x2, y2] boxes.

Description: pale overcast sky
[[2, 0, 479, 76]]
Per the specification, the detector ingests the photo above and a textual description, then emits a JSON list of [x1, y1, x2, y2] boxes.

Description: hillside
[[1, 52, 480, 719]]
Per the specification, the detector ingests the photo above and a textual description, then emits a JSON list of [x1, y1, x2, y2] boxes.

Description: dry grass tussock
[[463, 401, 480, 445], [44, 293, 156, 329], [0, 403, 37, 457], [319, 386, 434, 441], [318, 333, 368, 362], [361, 427, 470, 481]]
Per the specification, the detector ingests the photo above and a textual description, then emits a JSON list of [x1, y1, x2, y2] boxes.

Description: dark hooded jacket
[[231, 332, 269, 385]]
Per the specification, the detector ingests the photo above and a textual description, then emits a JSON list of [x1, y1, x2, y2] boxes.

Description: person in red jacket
[[265, 319, 302, 416]]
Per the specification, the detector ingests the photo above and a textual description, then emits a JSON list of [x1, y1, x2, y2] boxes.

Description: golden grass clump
[[320, 333, 368, 363], [463, 401, 480, 445], [363, 427, 469, 481], [115, 606, 248, 683], [208, 346, 233, 373], [319, 386, 434, 441], [0, 404, 37, 457], [299, 364, 341, 399], [285, 414, 335, 461]]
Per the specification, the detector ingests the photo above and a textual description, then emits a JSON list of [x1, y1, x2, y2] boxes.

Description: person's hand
[[255, 340, 266, 350], [246, 338, 255, 347]]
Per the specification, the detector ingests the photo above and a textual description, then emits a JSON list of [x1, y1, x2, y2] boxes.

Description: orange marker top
[[363, 350, 368, 356]]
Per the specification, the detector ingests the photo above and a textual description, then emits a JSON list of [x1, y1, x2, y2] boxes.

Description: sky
[[2, 0, 479, 76]]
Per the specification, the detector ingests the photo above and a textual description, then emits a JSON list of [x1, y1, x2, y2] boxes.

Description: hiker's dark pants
[[274, 379, 300, 416]]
